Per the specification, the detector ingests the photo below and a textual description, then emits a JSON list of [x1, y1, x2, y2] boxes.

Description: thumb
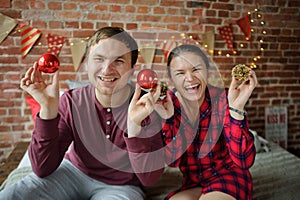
[[132, 83, 141, 103], [229, 76, 238, 91], [52, 70, 60, 88]]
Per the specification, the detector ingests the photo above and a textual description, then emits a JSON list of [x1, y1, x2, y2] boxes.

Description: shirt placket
[[105, 107, 112, 139]]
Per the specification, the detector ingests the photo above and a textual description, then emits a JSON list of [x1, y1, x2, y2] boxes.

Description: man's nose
[[101, 61, 114, 74]]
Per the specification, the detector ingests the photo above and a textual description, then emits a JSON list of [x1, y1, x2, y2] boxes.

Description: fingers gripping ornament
[[37, 53, 60, 73], [137, 69, 167, 99]]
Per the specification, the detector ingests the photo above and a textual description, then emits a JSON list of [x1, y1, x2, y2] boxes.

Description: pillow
[[249, 129, 270, 153], [25, 97, 40, 122], [66, 80, 90, 89], [25, 90, 65, 123]]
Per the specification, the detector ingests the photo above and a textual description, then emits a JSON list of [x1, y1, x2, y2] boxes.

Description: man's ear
[[133, 64, 139, 71], [132, 64, 139, 75]]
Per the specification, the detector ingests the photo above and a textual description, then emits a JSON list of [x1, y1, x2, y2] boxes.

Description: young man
[[0, 27, 167, 199]]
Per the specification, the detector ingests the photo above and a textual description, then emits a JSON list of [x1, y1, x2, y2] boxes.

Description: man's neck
[[95, 85, 131, 108]]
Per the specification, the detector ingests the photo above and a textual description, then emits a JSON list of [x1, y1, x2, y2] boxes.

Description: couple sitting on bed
[[0, 26, 257, 200]]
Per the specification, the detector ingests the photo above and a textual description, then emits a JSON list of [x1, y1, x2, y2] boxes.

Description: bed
[[0, 140, 299, 200]]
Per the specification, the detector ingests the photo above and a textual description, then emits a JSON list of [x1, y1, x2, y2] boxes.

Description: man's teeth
[[99, 77, 116, 82]]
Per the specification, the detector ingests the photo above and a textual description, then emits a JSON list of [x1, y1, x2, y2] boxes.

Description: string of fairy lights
[[151, 6, 266, 69], [216, 6, 266, 69], [3, 6, 265, 69]]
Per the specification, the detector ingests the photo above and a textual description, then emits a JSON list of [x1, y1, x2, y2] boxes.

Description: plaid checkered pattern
[[162, 86, 255, 200]]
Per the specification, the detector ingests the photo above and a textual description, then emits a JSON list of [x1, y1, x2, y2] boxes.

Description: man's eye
[[115, 59, 125, 63], [94, 57, 104, 62]]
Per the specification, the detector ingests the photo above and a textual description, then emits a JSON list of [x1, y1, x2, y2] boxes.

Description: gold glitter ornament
[[231, 64, 251, 83]]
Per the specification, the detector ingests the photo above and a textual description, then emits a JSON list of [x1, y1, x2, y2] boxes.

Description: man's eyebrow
[[93, 54, 126, 59], [93, 54, 105, 58], [115, 54, 127, 59]]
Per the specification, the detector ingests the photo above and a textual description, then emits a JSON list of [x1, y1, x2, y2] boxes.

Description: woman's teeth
[[185, 84, 199, 90]]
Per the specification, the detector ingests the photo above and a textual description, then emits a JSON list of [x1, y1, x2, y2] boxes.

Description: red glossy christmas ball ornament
[[37, 53, 60, 73], [137, 69, 158, 90]]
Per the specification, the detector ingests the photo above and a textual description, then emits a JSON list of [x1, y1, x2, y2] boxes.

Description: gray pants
[[0, 159, 145, 200]]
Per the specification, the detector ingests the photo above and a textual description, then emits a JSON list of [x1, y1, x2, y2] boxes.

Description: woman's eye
[[175, 72, 184, 76], [193, 68, 201, 72]]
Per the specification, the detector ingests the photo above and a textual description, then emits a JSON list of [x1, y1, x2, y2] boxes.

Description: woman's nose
[[185, 71, 194, 81]]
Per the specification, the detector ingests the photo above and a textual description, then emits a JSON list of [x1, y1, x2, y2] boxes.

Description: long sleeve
[[29, 113, 72, 177], [125, 113, 165, 186], [223, 113, 256, 169], [30, 85, 166, 186], [162, 116, 184, 167]]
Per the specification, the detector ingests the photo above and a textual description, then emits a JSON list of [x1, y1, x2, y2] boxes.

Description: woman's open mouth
[[184, 84, 200, 93]]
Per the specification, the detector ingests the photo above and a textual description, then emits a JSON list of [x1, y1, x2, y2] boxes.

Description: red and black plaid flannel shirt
[[162, 86, 255, 199]]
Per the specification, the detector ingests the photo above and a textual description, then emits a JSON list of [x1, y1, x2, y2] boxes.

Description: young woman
[[162, 44, 258, 200]]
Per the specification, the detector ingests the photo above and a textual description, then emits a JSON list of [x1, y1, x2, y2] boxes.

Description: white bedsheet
[[8, 142, 300, 200]]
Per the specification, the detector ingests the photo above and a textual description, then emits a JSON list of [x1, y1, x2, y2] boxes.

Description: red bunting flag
[[47, 33, 65, 56], [180, 37, 197, 45], [236, 14, 252, 40], [19, 24, 41, 59], [218, 24, 234, 50], [160, 40, 176, 59]]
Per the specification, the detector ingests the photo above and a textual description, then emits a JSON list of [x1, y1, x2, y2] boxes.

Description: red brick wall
[[0, 0, 299, 161]]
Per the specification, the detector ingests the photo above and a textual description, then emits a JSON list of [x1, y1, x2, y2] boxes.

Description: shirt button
[[107, 108, 111, 112], [106, 135, 110, 139], [106, 121, 111, 125]]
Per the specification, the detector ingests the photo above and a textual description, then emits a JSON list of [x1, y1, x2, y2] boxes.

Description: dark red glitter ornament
[[37, 53, 59, 73]]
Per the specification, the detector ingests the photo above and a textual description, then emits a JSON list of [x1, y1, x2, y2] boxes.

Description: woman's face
[[87, 38, 134, 96], [169, 52, 208, 103]]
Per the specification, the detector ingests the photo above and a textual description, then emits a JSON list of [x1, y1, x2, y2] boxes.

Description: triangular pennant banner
[[19, 24, 42, 59], [140, 43, 156, 69], [236, 14, 251, 40], [47, 33, 65, 56], [218, 24, 234, 50], [200, 30, 215, 57], [0, 13, 18, 44], [159, 40, 176, 59], [69, 38, 86, 71]]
